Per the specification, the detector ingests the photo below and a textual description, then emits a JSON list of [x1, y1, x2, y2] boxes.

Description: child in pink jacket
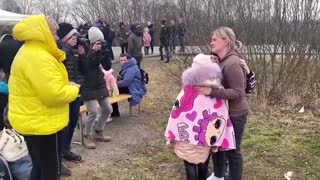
[[165, 54, 236, 180], [99, 66, 119, 123], [143, 27, 152, 55], [99, 66, 119, 96]]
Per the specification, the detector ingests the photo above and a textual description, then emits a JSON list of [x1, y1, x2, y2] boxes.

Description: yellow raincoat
[[8, 15, 79, 135]]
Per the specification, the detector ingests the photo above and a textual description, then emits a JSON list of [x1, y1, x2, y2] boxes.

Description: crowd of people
[[0, 12, 255, 180], [76, 18, 186, 64]]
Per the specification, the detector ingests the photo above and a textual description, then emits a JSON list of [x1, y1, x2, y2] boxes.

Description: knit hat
[[161, 19, 166, 25], [57, 23, 78, 42], [95, 19, 103, 28], [130, 24, 137, 32], [88, 27, 104, 44], [191, 54, 213, 69]]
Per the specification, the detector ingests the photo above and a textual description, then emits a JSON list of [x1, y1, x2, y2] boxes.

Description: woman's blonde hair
[[45, 16, 59, 33], [213, 27, 243, 55]]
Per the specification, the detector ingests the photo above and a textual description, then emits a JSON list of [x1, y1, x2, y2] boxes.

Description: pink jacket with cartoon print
[[164, 54, 236, 164]]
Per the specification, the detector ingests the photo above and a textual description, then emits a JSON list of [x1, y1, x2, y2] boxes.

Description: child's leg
[[146, 47, 150, 54], [197, 157, 210, 180], [144, 47, 147, 55], [184, 160, 198, 180]]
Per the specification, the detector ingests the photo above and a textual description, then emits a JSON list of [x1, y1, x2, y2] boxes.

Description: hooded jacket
[[164, 58, 235, 164], [8, 15, 79, 135], [210, 51, 249, 117], [117, 58, 146, 105]]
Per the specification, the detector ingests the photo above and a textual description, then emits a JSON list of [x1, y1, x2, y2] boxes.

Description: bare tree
[[35, 0, 70, 22], [15, 0, 34, 14]]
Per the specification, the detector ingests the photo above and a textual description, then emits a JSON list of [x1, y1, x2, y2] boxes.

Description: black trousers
[[150, 39, 154, 54], [24, 131, 63, 180], [213, 115, 247, 180], [63, 97, 81, 152], [159, 45, 170, 61], [120, 42, 128, 54], [111, 87, 130, 116], [134, 57, 142, 68], [0, 93, 8, 129], [144, 47, 150, 55], [184, 157, 210, 180]]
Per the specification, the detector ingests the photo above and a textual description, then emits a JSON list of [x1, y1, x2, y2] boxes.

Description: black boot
[[63, 150, 82, 162], [61, 164, 72, 177]]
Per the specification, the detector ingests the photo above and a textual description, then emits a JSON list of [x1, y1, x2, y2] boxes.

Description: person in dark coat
[[128, 24, 143, 67], [178, 21, 186, 52], [57, 23, 85, 163], [79, 27, 112, 149], [159, 19, 170, 63], [168, 20, 177, 54], [101, 22, 115, 60], [0, 34, 22, 130], [117, 22, 129, 54], [147, 21, 155, 54]]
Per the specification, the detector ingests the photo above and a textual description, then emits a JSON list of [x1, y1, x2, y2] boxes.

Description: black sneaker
[[63, 151, 82, 162], [60, 164, 71, 177]]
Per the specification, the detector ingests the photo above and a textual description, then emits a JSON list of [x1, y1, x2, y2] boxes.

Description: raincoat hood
[[12, 14, 65, 62]]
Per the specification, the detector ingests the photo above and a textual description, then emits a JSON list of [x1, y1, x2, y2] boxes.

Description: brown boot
[[94, 131, 111, 142], [84, 135, 96, 149]]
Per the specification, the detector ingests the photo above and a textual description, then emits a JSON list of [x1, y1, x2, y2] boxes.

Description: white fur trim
[[62, 29, 78, 42], [191, 54, 212, 69]]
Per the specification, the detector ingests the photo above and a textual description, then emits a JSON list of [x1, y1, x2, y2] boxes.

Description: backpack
[[245, 71, 256, 94], [139, 68, 149, 84]]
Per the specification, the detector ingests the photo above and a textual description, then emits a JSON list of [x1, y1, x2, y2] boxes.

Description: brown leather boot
[[94, 131, 111, 142], [84, 135, 96, 149]]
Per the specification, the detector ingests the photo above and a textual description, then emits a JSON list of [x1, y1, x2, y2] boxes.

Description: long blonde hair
[[45, 16, 59, 33], [213, 27, 243, 56]]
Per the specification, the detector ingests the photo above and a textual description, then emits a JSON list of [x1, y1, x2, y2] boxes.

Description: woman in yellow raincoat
[[8, 15, 79, 180]]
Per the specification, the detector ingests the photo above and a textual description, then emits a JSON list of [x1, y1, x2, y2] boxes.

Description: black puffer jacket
[[79, 50, 111, 101], [0, 34, 23, 81], [61, 42, 84, 85]]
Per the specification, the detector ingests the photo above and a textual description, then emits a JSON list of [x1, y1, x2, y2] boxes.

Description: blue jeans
[[63, 97, 82, 151], [213, 115, 247, 180], [9, 155, 32, 180]]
